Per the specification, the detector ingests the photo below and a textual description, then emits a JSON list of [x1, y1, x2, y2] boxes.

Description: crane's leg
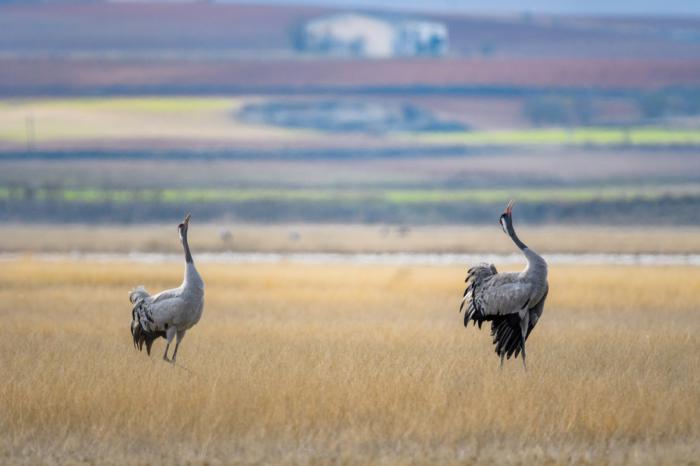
[[163, 326, 177, 363], [519, 312, 530, 372], [171, 330, 186, 363], [500, 352, 505, 370]]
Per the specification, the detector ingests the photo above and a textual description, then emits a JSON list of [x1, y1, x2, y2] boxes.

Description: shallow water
[[2, 252, 700, 266]]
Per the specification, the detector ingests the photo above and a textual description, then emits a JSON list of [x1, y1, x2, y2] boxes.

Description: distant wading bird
[[460, 201, 548, 369], [130, 213, 204, 363]]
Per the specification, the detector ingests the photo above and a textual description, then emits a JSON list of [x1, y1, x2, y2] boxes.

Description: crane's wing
[[150, 288, 181, 304], [461, 265, 532, 327], [129, 286, 184, 355], [490, 284, 548, 360], [460, 263, 497, 328]]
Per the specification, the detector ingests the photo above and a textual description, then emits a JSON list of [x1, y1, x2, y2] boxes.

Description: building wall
[[304, 14, 396, 58], [301, 13, 448, 58]]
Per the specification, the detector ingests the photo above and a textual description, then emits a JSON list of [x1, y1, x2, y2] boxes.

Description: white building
[[299, 13, 448, 58]]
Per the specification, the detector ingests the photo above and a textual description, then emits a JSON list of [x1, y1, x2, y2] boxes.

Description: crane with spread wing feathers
[[460, 201, 548, 369], [130, 213, 204, 363]]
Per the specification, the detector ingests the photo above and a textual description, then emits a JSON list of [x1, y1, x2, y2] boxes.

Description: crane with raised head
[[130, 213, 204, 363], [460, 201, 548, 369]]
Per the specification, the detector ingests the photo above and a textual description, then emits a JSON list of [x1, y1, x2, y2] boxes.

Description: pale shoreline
[[4, 223, 700, 254]]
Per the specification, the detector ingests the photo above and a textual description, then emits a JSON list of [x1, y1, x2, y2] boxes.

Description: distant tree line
[[523, 95, 594, 126], [523, 88, 700, 126], [637, 88, 700, 120], [2, 196, 699, 225]]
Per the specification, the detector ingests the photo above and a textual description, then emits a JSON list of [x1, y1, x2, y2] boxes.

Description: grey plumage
[[130, 213, 204, 363], [460, 201, 548, 369]]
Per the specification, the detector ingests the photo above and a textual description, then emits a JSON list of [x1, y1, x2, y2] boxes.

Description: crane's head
[[178, 213, 191, 242], [499, 200, 514, 235]]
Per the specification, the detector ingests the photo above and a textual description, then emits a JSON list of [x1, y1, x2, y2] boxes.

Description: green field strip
[[2, 97, 700, 148], [1, 185, 699, 204], [414, 127, 700, 146]]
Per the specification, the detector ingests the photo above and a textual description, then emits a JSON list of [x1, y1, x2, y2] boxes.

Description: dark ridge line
[[2, 143, 700, 161], [0, 84, 680, 99], [0, 146, 501, 161]]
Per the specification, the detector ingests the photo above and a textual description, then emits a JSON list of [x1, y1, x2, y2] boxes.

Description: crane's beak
[[505, 199, 514, 217], [178, 214, 191, 241]]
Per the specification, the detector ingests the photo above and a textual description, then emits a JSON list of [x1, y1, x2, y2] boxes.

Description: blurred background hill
[[1, 0, 699, 227]]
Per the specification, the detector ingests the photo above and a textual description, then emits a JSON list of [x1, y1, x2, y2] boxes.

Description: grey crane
[[460, 201, 548, 369], [130, 213, 205, 363]]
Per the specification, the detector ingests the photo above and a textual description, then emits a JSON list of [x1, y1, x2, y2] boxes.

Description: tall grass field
[[1, 260, 698, 464]]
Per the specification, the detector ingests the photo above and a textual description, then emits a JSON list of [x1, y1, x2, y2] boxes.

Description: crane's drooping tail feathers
[[460, 263, 497, 328], [491, 314, 524, 360], [129, 286, 164, 356]]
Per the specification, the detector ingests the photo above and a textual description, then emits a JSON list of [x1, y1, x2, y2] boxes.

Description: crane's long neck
[[183, 261, 203, 290], [508, 218, 547, 280], [507, 220, 528, 251], [181, 229, 193, 264], [181, 230, 203, 290]]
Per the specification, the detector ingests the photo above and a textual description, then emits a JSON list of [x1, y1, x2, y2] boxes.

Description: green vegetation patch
[[416, 127, 700, 146], [2, 185, 699, 205]]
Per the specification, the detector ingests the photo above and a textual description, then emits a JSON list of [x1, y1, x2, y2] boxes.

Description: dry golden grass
[[1, 259, 699, 464], [4, 223, 700, 254]]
